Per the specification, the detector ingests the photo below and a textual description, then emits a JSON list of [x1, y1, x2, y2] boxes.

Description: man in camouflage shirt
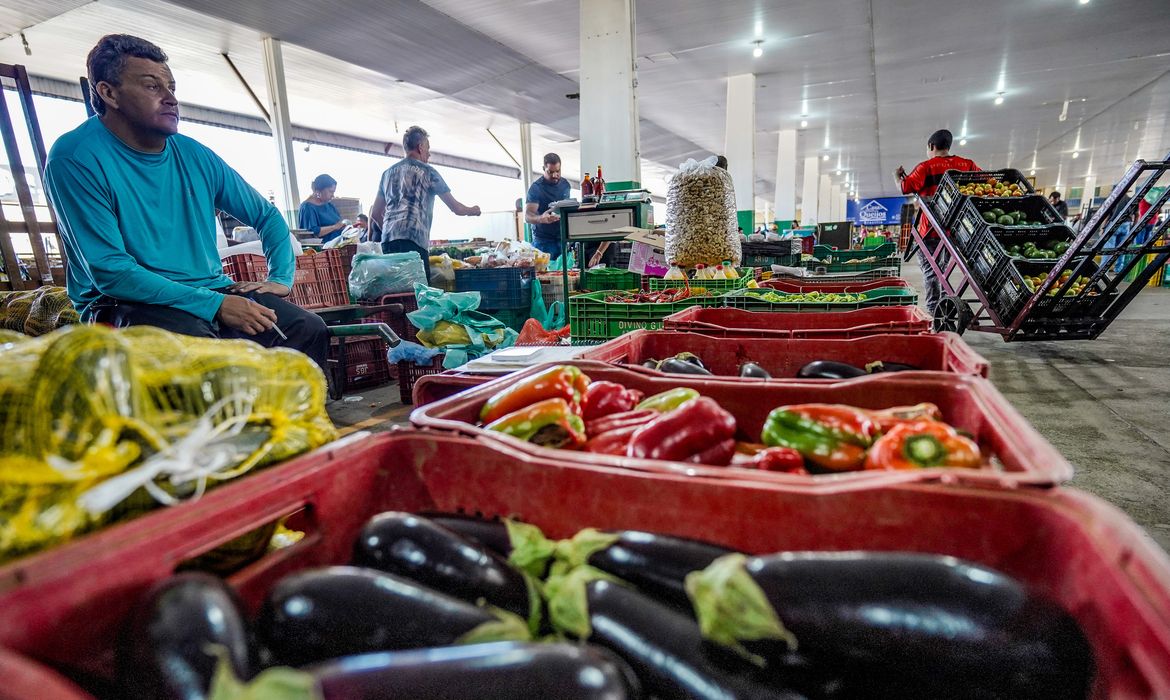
[[371, 125, 480, 280]]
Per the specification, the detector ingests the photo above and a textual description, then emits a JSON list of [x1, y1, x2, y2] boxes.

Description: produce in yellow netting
[[0, 324, 337, 563], [0, 286, 80, 336]]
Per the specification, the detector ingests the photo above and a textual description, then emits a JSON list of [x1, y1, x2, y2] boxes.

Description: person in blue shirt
[[43, 34, 328, 367], [370, 125, 480, 281], [298, 173, 348, 243], [524, 152, 571, 260]]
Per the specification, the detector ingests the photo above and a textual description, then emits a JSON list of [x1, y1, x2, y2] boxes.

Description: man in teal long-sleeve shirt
[[44, 34, 327, 367]]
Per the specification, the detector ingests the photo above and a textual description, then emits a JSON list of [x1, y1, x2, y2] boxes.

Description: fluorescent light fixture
[[755, 20, 763, 36], [1078, 0, 1089, 4], [994, 95, 1004, 105], [959, 138, 968, 146], [800, 120, 808, 128], [752, 40, 763, 58]]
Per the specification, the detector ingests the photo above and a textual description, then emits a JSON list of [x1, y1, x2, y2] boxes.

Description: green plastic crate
[[722, 286, 918, 312], [489, 306, 530, 332], [568, 291, 725, 341], [648, 267, 755, 292], [803, 243, 902, 275], [582, 267, 642, 291]]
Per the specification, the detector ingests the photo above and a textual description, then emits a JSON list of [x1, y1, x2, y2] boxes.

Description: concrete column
[[774, 129, 797, 231], [724, 73, 756, 235], [1080, 176, 1097, 217], [829, 186, 841, 221], [818, 174, 832, 224], [580, 0, 640, 190], [261, 37, 299, 224], [520, 121, 533, 195], [838, 190, 849, 226], [801, 156, 820, 226]]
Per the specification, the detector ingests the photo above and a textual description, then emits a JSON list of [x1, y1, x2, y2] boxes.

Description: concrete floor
[[328, 263, 1170, 553]]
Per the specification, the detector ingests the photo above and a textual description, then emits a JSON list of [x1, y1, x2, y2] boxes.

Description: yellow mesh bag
[[0, 324, 337, 563], [0, 286, 79, 336], [0, 329, 26, 345]]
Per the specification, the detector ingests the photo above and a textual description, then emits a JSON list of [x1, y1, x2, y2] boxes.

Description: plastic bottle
[[595, 165, 606, 198], [581, 173, 594, 202], [722, 260, 738, 279], [664, 262, 686, 280], [694, 263, 708, 280], [713, 264, 726, 280]]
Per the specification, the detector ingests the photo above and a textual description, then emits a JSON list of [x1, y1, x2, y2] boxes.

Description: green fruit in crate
[[982, 211, 998, 223], [990, 208, 1005, 218], [997, 215, 1015, 226], [1012, 211, 1025, 223]]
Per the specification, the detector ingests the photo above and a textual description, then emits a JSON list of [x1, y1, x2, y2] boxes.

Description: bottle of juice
[[664, 261, 686, 280], [722, 260, 738, 279], [694, 263, 708, 280], [713, 264, 726, 280], [581, 173, 594, 201]]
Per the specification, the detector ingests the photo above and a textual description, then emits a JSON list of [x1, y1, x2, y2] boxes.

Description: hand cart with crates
[[914, 156, 1170, 341]]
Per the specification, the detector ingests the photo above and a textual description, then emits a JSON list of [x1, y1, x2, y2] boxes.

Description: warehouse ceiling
[[0, 0, 1168, 208]]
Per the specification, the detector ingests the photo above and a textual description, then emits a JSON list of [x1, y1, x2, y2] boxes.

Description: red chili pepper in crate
[[484, 398, 587, 449], [627, 397, 737, 466], [479, 365, 590, 424], [865, 421, 982, 471], [585, 409, 658, 437], [733, 443, 809, 474], [865, 403, 943, 433], [581, 381, 645, 421]]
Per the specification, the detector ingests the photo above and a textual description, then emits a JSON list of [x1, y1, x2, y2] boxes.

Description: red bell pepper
[[864, 421, 982, 471], [627, 397, 737, 466], [484, 398, 587, 449], [583, 424, 642, 455], [585, 409, 658, 438], [479, 365, 590, 424], [865, 403, 943, 433], [733, 443, 808, 474], [581, 381, 645, 421]]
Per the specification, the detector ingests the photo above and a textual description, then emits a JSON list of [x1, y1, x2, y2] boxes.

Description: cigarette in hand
[[271, 324, 288, 340]]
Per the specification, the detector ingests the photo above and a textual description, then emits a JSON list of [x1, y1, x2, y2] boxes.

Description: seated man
[[44, 34, 327, 368]]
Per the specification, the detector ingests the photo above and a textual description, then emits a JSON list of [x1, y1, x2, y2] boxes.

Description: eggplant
[[689, 552, 1094, 699], [642, 359, 660, 369], [352, 512, 535, 624], [116, 572, 251, 700], [311, 642, 641, 700], [864, 361, 920, 373], [585, 530, 734, 611], [739, 362, 772, 379], [257, 566, 529, 667], [426, 514, 513, 555], [657, 357, 713, 376], [583, 580, 807, 700], [794, 360, 866, 379], [673, 352, 707, 369]]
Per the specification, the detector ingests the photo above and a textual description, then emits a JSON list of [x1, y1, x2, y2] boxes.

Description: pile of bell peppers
[[478, 365, 982, 473]]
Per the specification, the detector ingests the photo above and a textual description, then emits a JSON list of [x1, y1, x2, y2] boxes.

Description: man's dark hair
[[543, 153, 561, 168], [403, 126, 428, 153], [715, 155, 729, 169], [1049, 191, 1062, 200], [357, 213, 369, 223], [928, 129, 953, 151], [87, 34, 168, 116], [311, 174, 337, 191]]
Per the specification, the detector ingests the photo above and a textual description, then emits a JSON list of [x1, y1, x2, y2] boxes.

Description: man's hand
[[541, 211, 560, 225], [895, 166, 907, 180], [465, 205, 482, 217], [217, 294, 279, 335], [228, 281, 291, 297]]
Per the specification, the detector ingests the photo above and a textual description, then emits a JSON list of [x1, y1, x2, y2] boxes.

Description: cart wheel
[[933, 295, 974, 334]]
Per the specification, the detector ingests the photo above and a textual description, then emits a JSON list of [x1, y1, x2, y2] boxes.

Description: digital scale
[[552, 189, 656, 306]]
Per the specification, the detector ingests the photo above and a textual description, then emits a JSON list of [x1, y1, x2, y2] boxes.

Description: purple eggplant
[[352, 512, 536, 626], [257, 567, 529, 667], [583, 580, 807, 700], [427, 514, 513, 554], [795, 360, 866, 379], [116, 573, 251, 700], [310, 642, 641, 700], [688, 552, 1094, 699]]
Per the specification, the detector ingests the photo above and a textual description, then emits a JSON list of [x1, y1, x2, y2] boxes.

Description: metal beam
[[220, 52, 271, 124], [260, 37, 299, 219]]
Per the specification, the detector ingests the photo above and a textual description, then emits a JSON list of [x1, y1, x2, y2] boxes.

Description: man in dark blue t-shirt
[[525, 152, 571, 259]]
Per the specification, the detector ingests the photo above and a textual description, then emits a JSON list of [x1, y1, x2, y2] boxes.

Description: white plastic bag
[[665, 156, 741, 266]]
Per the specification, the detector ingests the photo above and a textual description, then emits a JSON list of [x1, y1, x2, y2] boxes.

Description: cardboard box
[[619, 227, 669, 276]]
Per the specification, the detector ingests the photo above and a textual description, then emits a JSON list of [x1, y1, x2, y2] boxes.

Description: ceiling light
[[1030, 169, 1037, 176], [800, 120, 808, 128], [994, 95, 1004, 105], [1072, 151, 1080, 159], [959, 138, 967, 146], [835, 170, 841, 175], [752, 41, 763, 58], [823, 154, 830, 161], [1078, 0, 1089, 4], [755, 20, 763, 36]]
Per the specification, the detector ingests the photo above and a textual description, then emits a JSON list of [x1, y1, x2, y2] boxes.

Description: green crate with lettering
[[568, 291, 724, 342]]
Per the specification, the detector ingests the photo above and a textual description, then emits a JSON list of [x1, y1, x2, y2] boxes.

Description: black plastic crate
[[933, 169, 1035, 228], [985, 258, 1116, 327], [741, 240, 802, 268], [456, 267, 534, 309]]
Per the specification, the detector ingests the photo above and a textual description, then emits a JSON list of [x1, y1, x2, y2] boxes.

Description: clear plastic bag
[[665, 156, 741, 266], [348, 252, 427, 301]]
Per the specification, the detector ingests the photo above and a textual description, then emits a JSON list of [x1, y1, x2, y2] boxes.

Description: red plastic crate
[[397, 355, 445, 404], [412, 372, 490, 406], [329, 335, 392, 388], [222, 249, 349, 309], [759, 277, 915, 294], [579, 329, 989, 378], [1, 432, 1167, 699], [663, 305, 933, 338], [411, 361, 1071, 488], [361, 292, 420, 344]]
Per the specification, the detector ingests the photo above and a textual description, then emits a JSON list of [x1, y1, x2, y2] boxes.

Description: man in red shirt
[[895, 129, 979, 314]]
